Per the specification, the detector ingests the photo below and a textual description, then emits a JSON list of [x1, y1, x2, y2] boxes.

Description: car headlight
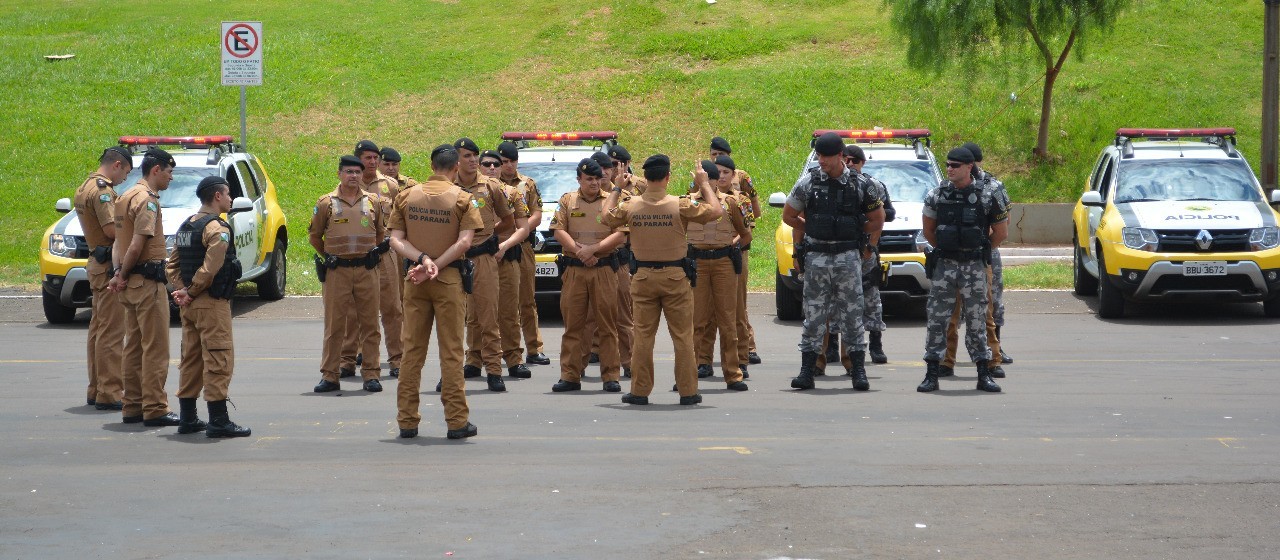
[[1251, 226, 1280, 251], [1122, 227, 1159, 251], [913, 230, 931, 253], [48, 233, 77, 257]]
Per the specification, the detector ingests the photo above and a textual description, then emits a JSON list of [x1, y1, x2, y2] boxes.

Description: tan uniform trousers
[[86, 264, 123, 404], [518, 242, 545, 355], [740, 251, 757, 354], [943, 265, 1002, 369], [341, 253, 403, 370], [321, 265, 381, 382], [397, 269, 469, 430], [629, 266, 698, 398], [176, 295, 234, 401], [814, 324, 854, 372], [582, 265, 633, 368], [496, 256, 525, 367], [119, 278, 171, 420], [559, 265, 620, 382], [692, 257, 744, 382], [465, 254, 503, 375]]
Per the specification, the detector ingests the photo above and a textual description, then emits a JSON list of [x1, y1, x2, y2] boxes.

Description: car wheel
[[256, 238, 287, 301], [1264, 297, 1280, 318], [42, 290, 76, 324], [1072, 234, 1098, 296], [776, 271, 802, 321], [1096, 251, 1125, 319]]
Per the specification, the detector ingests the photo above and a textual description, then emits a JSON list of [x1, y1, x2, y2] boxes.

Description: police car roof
[[515, 145, 607, 164], [1116, 142, 1237, 161], [805, 142, 924, 163]]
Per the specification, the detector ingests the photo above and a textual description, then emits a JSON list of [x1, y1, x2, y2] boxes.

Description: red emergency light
[[119, 135, 236, 146], [1115, 128, 1236, 139], [500, 131, 618, 142], [812, 129, 931, 140]]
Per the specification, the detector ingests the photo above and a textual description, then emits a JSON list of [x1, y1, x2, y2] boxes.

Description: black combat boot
[[976, 362, 1002, 392], [997, 327, 1012, 363], [937, 364, 955, 377], [205, 400, 251, 438], [824, 333, 840, 364], [868, 331, 888, 364], [917, 360, 940, 393], [849, 350, 870, 391], [176, 397, 206, 434], [791, 351, 818, 390]]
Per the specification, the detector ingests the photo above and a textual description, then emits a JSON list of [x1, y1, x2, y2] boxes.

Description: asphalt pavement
[[1, 290, 1277, 559]]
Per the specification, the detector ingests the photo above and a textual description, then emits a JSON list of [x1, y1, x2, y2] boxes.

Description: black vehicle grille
[[1149, 274, 1260, 296], [879, 230, 919, 254], [1156, 229, 1251, 253]]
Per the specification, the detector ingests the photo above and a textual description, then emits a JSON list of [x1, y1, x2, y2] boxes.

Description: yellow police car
[[1072, 128, 1280, 318], [40, 135, 289, 323], [499, 131, 619, 306], [768, 129, 939, 320]]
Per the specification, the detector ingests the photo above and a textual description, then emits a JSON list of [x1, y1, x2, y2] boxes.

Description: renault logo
[[1195, 229, 1214, 250]]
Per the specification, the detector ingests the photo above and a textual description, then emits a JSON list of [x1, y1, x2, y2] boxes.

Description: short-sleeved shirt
[[686, 189, 748, 249], [309, 187, 385, 257], [395, 174, 419, 190], [73, 172, 117, 250], [732, 169, 757, 200], [979, 169, 1011, 210], [165, 212, 230, 298], [363, 172, 399, 227], [551, 190, 624, 253], [498, 183, 531, 243], [785, 166, 884, 214], [115, 179, 167, 263], [922, 180, 1009, 225], [388, 175, 484, 259], [456, 173, 513, 246], [502, 173, 542, 211], [603, 194, 719, 262]]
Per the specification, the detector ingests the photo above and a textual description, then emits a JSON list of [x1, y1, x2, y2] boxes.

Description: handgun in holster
[[729, 244, 743, 275], [683, 257, 698, 287], [792, 241, 808, 274], [627, 253, 639, 275], [91, 245, 112, 264], [454, 259, 475, 294], [314, 255, 328, 283], [924, 247, 940, 280]]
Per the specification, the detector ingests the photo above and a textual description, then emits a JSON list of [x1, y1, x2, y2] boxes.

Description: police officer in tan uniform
[[340, 140, 401, 378], [602, 155, 723, 405], [380, 146, 418, 191], [580, 151, 634, 377], [73, 146, 132, 410], [389, 144, 482, 440], [108, 148, 178, 426], [688, 160, 751, 390], [482, 150, 534, 379], [695, 155, 758, 378], [496, 141, 550, 366], [454, 138, 515, 391], [550, 158, 626, 393], [710, 137, 763, 365], [166, 176, 251, 438], [608, 145, 647, 197], [311, 155, 385, 393]]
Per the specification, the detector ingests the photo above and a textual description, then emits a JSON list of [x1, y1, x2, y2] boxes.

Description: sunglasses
[[945, 162, 967, 169], [480, 161, 501, 168]]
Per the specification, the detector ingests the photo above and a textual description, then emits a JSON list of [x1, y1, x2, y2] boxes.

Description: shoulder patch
[[99, 193, 111, 203], [220, 232, 230, 243], [146, 201, 157, 211], [472, 199, 481, 208]]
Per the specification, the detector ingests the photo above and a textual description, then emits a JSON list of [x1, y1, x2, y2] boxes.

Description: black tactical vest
[[933, 184, 989, 253], [804, 168, 867, 242], [176, 214, 241, 299]]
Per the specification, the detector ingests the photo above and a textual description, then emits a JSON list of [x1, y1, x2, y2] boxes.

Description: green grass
[[1, 0, 1266, 294], [1001, 262, 1073, 290]]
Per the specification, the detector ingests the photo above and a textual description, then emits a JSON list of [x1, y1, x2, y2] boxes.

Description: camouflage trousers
[[991, 248, 1005, 327], [862, 253, 886, 332], [924, 257, 991, 363], [799, 250, 866, 354]]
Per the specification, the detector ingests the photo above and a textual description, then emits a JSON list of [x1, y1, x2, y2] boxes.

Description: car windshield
[[116, 167, 220, 208], [863, 160, 937, 203], [1114, 159, 1262, 203], [520, 162, 583, 206]]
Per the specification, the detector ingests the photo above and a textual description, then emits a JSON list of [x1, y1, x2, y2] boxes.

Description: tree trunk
[[1036, 66, 1059, 159]]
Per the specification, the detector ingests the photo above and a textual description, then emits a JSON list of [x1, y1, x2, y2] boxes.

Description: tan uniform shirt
[[388, 175, 484, 259], [603, 195, 718, 262], [456, 173, 513, 247], [551, 190, 624, 257], [497, 183, 531, 243], [74, 172, 118, 275], [309, 188, 385, 258], [363, 171, 399, 228], [165, 212, 230, 298], [685, 191, 747, 249], [502, 173, 542, 214], [115, 179, 167, 263]]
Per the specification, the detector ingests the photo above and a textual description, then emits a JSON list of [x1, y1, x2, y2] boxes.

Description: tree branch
[[1025, 11, 1054, 69], [1054, 23, 1080, 73]]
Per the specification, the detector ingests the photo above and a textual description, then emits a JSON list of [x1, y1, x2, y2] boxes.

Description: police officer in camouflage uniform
[[967, 142, 1012, 365], [782, 132, 885, 391], [845, 145, 892, 364], [918, 146, 1009, 393]]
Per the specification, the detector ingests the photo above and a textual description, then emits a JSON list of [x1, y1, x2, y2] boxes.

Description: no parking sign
[[221, 21, 262, 86]]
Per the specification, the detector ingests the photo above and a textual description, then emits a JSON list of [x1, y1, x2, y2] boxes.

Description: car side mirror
[[1080, 191, 1104, 208], [1270, 190, 1280, 206], [228, 196, 253, 215], [55, 198, 72, 213], [768, 192, 787, 208]]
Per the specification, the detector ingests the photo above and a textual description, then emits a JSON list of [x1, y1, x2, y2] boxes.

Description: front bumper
[[43, 268, 92, 308], [1104, 244, 1280, 302]]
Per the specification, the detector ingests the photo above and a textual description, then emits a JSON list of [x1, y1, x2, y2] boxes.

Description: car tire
[[1072, 235, 1098, 296], [1264, 297, 1280, 318], [1096, 252, 1125, 319], [256, 238, 287, 301], [776, 271, 802, 321], [42, 290, 76, 324]]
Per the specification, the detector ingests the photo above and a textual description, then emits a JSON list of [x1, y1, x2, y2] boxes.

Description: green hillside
[[0, 0, 1267, 292]]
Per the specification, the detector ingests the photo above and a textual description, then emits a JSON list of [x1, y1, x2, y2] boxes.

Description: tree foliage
[[885, 0, 1130, 157]]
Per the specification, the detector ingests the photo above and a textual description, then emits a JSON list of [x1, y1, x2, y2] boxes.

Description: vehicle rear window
[[1114, 159, 1262, 203], [519, 162, 580, 205], [863, 160, 937, 203]]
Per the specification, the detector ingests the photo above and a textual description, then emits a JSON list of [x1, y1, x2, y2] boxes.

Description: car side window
[[1087, 154, 1107, 192], [235, 161, 260, 199], [247, 156, 270, 198], [224, 165, 247, 200], [1097, 156, 1115, 200]]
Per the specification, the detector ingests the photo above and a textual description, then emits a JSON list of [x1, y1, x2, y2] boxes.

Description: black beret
[[497, 141, 519, 161], [710, 136, 732, 154], [577, 158, 604, 178], [590, 151, 614, 169], [960, 142, 984, 162], [354, 139, 379, 156], [946, 147, 976, 164], [713, 154, 735, 171], [608, 144, 631, 162], [339, 154, 365, 170], [430, 144, 457, 159], [813, 132, 845, 157], [479, 150, 502, 162], [143, 148, 174, 167], [700, 160, 721, 180], [196, 175, 230, 198], [642, 154, 670, 170], [103, 146, 133, 162], [453, 137, 480, 154], [379, 147, 401, 162], [843, 144, 865, 160]]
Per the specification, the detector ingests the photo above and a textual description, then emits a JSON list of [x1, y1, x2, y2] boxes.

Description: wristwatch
[[416, 253, 427, 266]]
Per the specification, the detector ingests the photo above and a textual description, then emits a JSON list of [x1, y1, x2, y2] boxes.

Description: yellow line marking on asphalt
[[699, 446, 753, 455], [1040, 438, 1053, 442], [251, 436, 281, 449], [1217, 438, 1238, 448]]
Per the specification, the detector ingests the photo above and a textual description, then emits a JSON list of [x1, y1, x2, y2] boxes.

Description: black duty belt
[[940, 249, 984, 261], [465, 235, 499, 258], [560, 254, 617, 268], [807, 241, 860, 254], [687, 245, 734, 260], [502, 246, 522, 263], [741, 243, 751, 251], [634, 259, 685, 269], [130, 260, 166, 282], [333, 257, 368, 268]]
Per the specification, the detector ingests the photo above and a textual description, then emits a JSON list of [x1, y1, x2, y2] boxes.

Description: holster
[[862, 251, 883, 291], [130, 261, 166, 282], [792, 241, 808, 274], [465, 235, 499, 258], [364, 250, 380, 269], [683, 257, 698, 287], [314, 255, 328, 283], [373, 237, 391, 256], [91, 245, 112, 264], [502, 246, 522, 263], [627, 253, 639, 275], [452, 259, 475, 294], [924, 248, 940, 280], [983, 244, 993, 266], [729, 245, 743, 275]]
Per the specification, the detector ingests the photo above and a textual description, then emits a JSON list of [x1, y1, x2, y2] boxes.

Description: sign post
[[220, 21, 263, 151]]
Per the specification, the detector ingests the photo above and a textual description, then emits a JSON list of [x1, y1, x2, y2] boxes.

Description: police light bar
[[812, 129, 931, 139], [1115, 128, 1236, 139], [119, 135, 236, 146], [500, 131, 618, 142]]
